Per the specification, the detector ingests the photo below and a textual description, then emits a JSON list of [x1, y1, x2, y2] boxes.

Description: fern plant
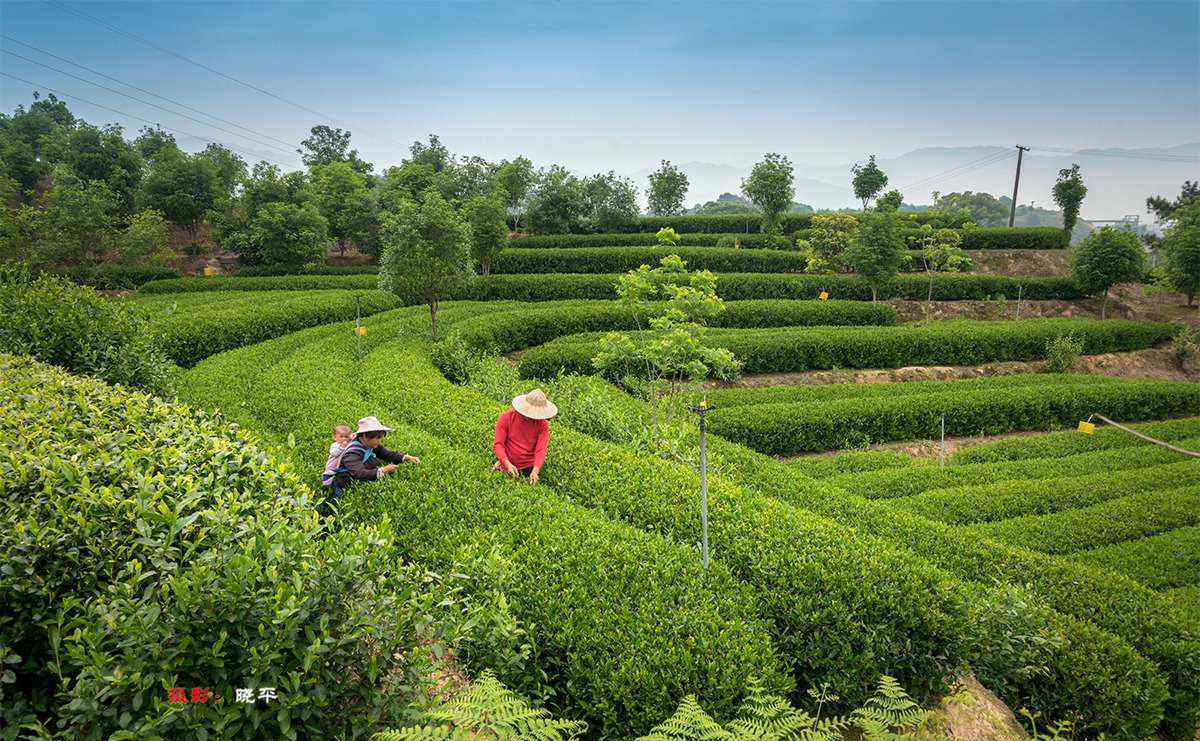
[[637, 695, 733, 740], [373, 670, 586, 741], [852, 676, 930, 740]]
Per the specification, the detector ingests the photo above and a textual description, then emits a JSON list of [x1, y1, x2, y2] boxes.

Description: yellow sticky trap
[[354, 326, 367, 337], [818, 291, 829, 300], [699, 398, 708, 410], [202, 265, 218, 277], [1078, 421, 1095, 435]]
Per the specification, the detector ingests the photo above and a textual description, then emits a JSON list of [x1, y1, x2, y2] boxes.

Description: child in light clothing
[[322, 425, 353, 487]]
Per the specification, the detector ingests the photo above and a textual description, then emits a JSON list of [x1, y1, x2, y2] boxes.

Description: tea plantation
[[3, 235, 1197, 740]]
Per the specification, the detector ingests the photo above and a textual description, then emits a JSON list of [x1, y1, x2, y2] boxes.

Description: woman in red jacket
[[492, 389, 557, 485]]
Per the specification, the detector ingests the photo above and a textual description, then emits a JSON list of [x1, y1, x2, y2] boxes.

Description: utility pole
[[1008, 145, 1030, 227]]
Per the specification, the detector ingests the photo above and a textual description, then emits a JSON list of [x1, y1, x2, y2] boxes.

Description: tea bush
[[1071, 526, 1200, 590], [578, 212, 973, 234], [894, 460, 1200, 525], [0, 355, 486, 740], [490, 246, 810, 274], [705, 380, 1200, 455], [969, 485, 1200, 554], [517, 319, 1177, 378], [0, 270, 172, 394], [950, 417, 1200, 464], [52, 263, 181, 288], [508, 232, 794, 248], [959, 227, 1069, 250]]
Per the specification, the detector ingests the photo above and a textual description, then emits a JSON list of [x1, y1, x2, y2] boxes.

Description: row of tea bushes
[[0, 354, 477, 739], [830, 434, 1200, 500], [491, 246, 810, 274], [1071, 526, 1200, 590], [786, 449, 923, 478], [705, 380, 1200, 455], [967, 485, 1200, 555], [960, 227, 1069, 250], [950, 417, 1200, 464], [178, 313, 790, 737], [585, 212, 975, 234], [893, 460, 1200, 526], [128, 289, 401, 366], [350, 320, 977, 714], [517, 318, 1178, 378]]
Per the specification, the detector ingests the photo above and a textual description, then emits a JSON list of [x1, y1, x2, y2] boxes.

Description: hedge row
[[178, 314, 789, 737], [1072, 526, 1200, 590], [436, 306, 1177, 736], [346, 314, 979, 714], [829, 435, 1200, 500], [705, 373, 1121, 409], [787, 450, 924, 479], [894, 460, 1200, 526], [960, 226, 1069, 250], [951, 417, 1200, 464], [134, 289, 401, 366], [52, 263, 181, 289], [446, 299, 896, 356], [137, 272, 1087, 302], [583, 211, 975, 234], [0, 355, 464, 738], [235, 263, 380, 276], [968, 486, 1200, 555], [491, 246, 811, 274], [705, 380, 1200, 455], [518, 318, 1177, 378]]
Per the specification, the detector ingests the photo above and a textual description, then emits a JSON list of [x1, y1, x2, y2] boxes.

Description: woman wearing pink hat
[[492, 389, 557, 485], [325, 416, 420, 511]]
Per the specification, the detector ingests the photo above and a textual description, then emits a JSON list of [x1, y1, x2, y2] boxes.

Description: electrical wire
[[1029, 145, 1199, 163], [897, 150, 1015, 193], [0, 71, 302, 169], [0, 34, 301, 153], [1, 48, 298, 159]]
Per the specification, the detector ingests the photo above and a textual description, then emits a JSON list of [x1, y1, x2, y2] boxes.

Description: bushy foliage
[[1070, 227, 1146, 317], [52, 262, 179, 289], [594, 211, 973, 234], [808, 212, 859, 264], [0, 269, 172, 393], [1051, 164, 1087, 235], [1044, 333, 1083, 372], [1072, 524, 1200, 590], [655, 226, 681, 245], [843, 212, 905, 300], [741, 154, 794, 234], [951, 416, 1200, 464], [465, 192, 508, 275], [240, 200, 330, 268], [1160, 198, 1200, 305], [647, 160, 689, 217], [850, 155, 888, 209], [491, 246, 810, 274], [959, 226, 1068, 250]]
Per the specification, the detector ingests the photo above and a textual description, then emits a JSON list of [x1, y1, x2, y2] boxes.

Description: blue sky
[[1, 1, 1197, 176]]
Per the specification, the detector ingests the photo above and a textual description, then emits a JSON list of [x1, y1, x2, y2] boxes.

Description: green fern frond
[[373, 670, 586, 741], [637, 695, 732, 741], [851, 675, 928, 740], [725, 676, 818, 740]]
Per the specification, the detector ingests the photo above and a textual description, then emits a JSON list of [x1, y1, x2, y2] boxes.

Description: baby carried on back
[[321, 416, 420, 513]]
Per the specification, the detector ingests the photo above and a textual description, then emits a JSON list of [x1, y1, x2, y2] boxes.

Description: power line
[[1, 48, 299, 160], [898, 150, 1015, 192], [1028, 144, 1199, 163], [0, 34, 301, 153], [0, 71, 301, 169], [48, 0, 343, 125]]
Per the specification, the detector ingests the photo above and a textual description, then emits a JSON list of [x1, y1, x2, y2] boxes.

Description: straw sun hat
[[355, 416, 394, 436], [512, 389, 558, 420]]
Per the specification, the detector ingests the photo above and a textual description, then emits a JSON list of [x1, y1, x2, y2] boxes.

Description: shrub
[[1071, 525, 1200, 590], [235, 264, 380, 277], [518, 319, 1177, 378], [959, 227, 1068, 250], [655, 226, 681, 245], [508, 232, 788, 248], [52, 263, 180, 289], [950, 417, 1200, 464], [1071, 227, 1146, 318], [0, 269, 172, 394], [1044, 333, 1083, 372], [0, 356, 477, 739], [489, 247, 809, 274], [705, 380, 1200, 455], [580, 212, 973, 234]]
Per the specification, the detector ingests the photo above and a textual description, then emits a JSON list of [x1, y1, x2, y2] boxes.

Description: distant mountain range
[[628, 143, 1199, 226]]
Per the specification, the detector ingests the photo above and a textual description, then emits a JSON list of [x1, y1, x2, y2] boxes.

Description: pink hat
[[355, 416, 393, 436]]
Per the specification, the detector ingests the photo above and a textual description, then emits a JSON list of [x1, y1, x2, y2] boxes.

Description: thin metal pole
[[1015, 283, 1023, 320], [939, 414, 946, 469], [1008, 145, 1029, 227], [698, 405, 710, 570]]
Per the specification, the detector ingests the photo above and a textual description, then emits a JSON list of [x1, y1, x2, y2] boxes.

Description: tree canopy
[[647, 160, 689, 216], [851, 155, 888, 209], [741, 153, 794, 234], [1052, 164, 1087, 235]]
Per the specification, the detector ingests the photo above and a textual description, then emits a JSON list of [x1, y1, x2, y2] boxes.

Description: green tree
[[494, 156, 535, 231], [647, 160, 689, 216], [138, 148, 218, 233], [932, 191, 1007, 226], [876, 189, 903, 213], [39, 165, 118, 265], [466, 192, 508, 275], [527, 165, 586, 234], [298, 125, 372, 174], [408, 133, 452, 172], [851, 155, 888, 210], [0, 200, 43, 266], [132, 126, 178, 161], [56, 123, 143, 216], [196, 143, 248, 208], [240, 201, 328, 268], [438, 155, 496, 204], [1052, 164, 1087, 236], [117, 208, 172, 266], [1160, 199, 1200, 306], [312, 161, 376, 255], [809, 212, 859, 265], [842, 213, 904, 301], [1147, 180, 1199, 222], [1071, 227, 1145, 318], [583, 171, 639, 231], [692, 193, 759, 216], [741, 153, 794, 234], [916, 226, 971, 304], [376, 162, 436, 209], [378, 189, 472, 340]]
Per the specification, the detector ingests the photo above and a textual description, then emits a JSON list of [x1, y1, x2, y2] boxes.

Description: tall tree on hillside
[[741, 153, 794, 235], [298, 125, 372, 174], [582, 171, 639, 231], [876, 189, 903, 213], [242, 201, 328, 268], [55, 123, 144, 216], [0, 93, 75, 195], [378, 189, 472, 340], [842, 212, 905, 301], [465, 192, 508, 275], [1071, 227, 1145, 319], [1052, 164, 1087, 236], [1147, 181, 1200, 222], [647, 160, 689, 216], [196, 143, 248, 213], [526, 165, 586, 234], [312, 161, 376, 256], [38, 165, 118, 266], [133, 126, 178, 161], [408, 134, 452, 173], [1160, 199, 1200, 306], [494, 156, 535, 231], [138, 148, 219, 235], [851, 155, 888, 210]]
